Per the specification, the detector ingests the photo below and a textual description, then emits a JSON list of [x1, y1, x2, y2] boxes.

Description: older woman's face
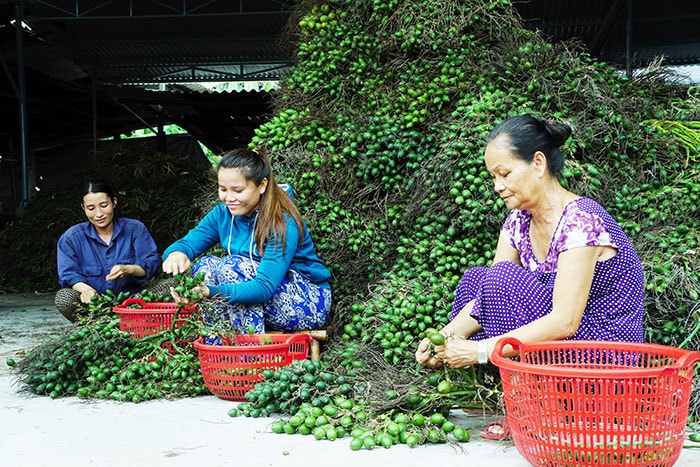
[[484, 136, 541, 211], [82, 192, 116, 230]]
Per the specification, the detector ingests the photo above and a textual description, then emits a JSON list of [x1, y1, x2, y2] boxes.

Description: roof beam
[[24, 0, 293, 20], [589, 0, 625, 57], [106, 62, 293, 84]]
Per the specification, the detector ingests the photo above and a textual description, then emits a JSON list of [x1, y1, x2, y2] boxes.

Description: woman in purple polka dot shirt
[[416, 114, 644, 370]]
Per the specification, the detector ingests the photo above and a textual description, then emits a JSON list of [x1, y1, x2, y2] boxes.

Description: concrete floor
[[1, 292, 699, 467]]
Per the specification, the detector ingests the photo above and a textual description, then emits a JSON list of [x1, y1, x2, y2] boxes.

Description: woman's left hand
[[106, 264, 135, 281], [433, 338, 480, 368], [415, 337, 444, 368], [170, 284, 209, 306]]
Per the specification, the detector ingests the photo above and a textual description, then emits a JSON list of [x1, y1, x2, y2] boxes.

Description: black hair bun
[[542, 118, 572, 147]]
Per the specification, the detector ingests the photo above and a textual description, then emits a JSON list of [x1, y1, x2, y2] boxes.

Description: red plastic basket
[[491, 338, 700, 467], [194, 334, 312, 401], [113, 298, 196, 338]]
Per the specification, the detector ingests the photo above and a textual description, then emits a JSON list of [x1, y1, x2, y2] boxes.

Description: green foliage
[[250, 0, 700, 414], [3, 0, 700, 419], [14, 311, 206, 402], [233, 353, 490, 448], [0, 188, 83, 291]]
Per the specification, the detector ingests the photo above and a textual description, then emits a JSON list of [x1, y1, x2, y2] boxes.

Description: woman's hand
[[106, 264, 143, 281], [433, 337, 480, 368], [78, 288, 97, 304], [170, 284, 209, 306], [163, 252, 191, 275], [72, 282, 97, 304], [415, 337, 444, 368]]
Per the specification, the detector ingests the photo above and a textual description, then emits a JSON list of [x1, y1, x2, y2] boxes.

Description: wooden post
[[268, 329, 327, 361]]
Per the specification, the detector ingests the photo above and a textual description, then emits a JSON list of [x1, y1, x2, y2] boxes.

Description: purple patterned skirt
[[450, 261, 643, 342]]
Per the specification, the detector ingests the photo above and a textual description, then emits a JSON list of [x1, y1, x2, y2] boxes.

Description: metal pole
[[626, 0, 633, 78], [16, 0, 29, 210], [157, 110, 165, 154], [92, 68, 97, 161]]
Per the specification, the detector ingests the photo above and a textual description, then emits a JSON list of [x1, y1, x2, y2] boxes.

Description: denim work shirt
[[57, 217, 160, 294]]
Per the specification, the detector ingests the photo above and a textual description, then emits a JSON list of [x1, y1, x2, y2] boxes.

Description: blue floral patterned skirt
[[192, 255, 331, 340]]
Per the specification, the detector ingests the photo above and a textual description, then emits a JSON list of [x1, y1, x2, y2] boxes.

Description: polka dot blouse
[[451, 198, 644, 342]]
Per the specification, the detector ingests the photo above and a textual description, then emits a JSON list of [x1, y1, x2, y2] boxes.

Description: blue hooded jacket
[[163, 203, 331, 304]]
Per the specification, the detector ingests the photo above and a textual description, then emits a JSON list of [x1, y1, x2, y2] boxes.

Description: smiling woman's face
[[217, 167, 267, 217], [82, 192, 116, 230]]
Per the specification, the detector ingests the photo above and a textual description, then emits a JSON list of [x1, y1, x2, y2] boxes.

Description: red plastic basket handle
[[285, 333, 313, 346], [117, 298, 147, 308], [677, 349, 700, 368], [492, 336, 523, 362]]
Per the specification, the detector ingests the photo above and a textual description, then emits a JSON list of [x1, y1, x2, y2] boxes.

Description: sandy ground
[[1, 292, 699, 467]]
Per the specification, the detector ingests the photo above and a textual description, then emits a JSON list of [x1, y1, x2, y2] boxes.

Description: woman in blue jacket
[[162, 148, 332, 335]]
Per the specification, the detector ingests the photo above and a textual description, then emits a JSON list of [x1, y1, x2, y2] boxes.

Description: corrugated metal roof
[[1, 0, 699, 156], [0, 0, 293, 155], [514, 0, 700, 67], [20, 0, 295, 84]]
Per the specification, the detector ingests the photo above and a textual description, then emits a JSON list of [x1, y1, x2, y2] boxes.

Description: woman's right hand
[[162, 251, 191, 275], [415, 337, 444, 368], [71, 282, 97, 304], [79, 288, 97, 304]]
